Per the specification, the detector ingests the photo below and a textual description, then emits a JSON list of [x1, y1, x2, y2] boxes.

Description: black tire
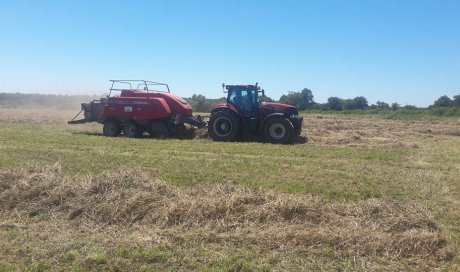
[[149, 121, 170, 139], [103, 121, 121, 137], [124, 122, 143, 138], [263, 118, 294, 144], [208, 110, 241, 141]]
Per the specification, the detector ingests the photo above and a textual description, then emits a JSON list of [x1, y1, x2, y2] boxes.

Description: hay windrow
[[302, 115, 460, 146], [0, 164, 453, 265]]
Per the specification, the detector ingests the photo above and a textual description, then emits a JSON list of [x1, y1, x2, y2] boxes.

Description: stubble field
[[0, 108, 459, 271]]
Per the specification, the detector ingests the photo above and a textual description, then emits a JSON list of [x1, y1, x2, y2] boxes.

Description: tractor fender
[[210, 103, 244, 118], [209, 106, 243, 132], [259, 113, 285, 132]]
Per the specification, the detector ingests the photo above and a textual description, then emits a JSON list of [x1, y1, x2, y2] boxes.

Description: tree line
[[276, 88, 460, 111], [184, 88, 459, 113], [1, 91, 459, 114]]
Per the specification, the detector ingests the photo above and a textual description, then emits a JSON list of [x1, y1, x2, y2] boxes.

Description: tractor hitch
[[175, 113, 207, 128]]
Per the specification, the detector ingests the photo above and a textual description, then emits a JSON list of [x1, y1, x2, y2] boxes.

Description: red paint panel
[[117, 90, 193, 116], [103, 97, 171, 121]]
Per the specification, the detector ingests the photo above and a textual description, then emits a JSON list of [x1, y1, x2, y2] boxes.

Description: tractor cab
[[225, 84, 263, 117]]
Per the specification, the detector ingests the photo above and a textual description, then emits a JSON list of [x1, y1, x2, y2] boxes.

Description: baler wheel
[[125, 122, 143, 138], [103, 121, 121, 137]]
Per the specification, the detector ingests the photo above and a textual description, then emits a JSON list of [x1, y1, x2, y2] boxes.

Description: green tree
[[391, 102, 400, 111], [433, 95, 452, 107], [353, 96, 369, 109], [190, 94, 207, 112], [376, 101, 390, 110], [453, 94, 460, 107], [259, 95, 275, 102], [299, 88, 315, 109], [327, 97, 343, 111], [185, 95, 226, 112], [279, 88, 315, 110], [342, 99, 356, 110], [403, 105, 417, 110]]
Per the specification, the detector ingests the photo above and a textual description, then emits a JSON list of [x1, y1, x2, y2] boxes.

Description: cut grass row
[[0, 162, 454, 271]]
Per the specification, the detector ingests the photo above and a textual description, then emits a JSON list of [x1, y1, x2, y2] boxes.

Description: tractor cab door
[[228, 89, 258, 117], [228, 89, 259, 132]]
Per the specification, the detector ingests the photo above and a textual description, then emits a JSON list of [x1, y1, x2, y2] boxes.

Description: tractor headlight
[[290, 114, 300, 119]]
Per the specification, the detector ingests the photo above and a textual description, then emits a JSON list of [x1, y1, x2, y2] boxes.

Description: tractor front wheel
[[103, 121, 121, 137], [208, 110, 241, 141], [125, 122, 143, 138], [263, 118, 294, 144]]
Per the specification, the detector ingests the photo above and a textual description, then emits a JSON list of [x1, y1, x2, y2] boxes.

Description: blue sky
[[0, 0, 458, 106]]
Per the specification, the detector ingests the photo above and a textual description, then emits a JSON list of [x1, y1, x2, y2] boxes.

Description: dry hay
[[0, 108, 77, 124], [193, 127, 210, 139], [187, 114, 460, 147], [0, 164, 453, 270], [302, 115, 460, 147]]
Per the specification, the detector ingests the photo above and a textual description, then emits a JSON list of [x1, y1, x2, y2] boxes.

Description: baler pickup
[[68, 99, 106, 124]]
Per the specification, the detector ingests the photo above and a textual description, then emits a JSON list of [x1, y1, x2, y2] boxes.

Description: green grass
[[0, 235, 366, 271], [0, 121, 459, 271], [1, 123, 412, 200], [0, 121, 458, 210]]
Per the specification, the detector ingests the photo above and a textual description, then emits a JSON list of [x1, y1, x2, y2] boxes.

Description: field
[[0, 108, 459, 271]]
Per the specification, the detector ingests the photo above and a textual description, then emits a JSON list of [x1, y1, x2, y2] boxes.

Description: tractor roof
[[225, 84, 260, 91]]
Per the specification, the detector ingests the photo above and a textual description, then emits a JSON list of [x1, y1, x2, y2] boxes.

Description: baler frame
[[68, 80, 207, 134], [108, 80, 170, 96]]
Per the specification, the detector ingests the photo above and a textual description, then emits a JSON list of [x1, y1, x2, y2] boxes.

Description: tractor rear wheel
[[208, 110, 241, 141], [263, 118, 294, 144], [103, 121, 121, 137], [125, 122, 143, 138]]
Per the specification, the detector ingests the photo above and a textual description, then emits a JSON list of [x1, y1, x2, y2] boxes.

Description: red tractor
[[68, 80, 206, 137], [208, 83, 303, 143]]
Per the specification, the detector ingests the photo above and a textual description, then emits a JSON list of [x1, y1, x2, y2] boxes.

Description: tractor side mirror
[[262, 89, 265, 97], [222, 83, 225, 93]]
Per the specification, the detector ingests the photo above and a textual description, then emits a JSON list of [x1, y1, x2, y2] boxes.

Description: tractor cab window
[[228, 89, 252, 114], [228, 92, 237, 104]]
